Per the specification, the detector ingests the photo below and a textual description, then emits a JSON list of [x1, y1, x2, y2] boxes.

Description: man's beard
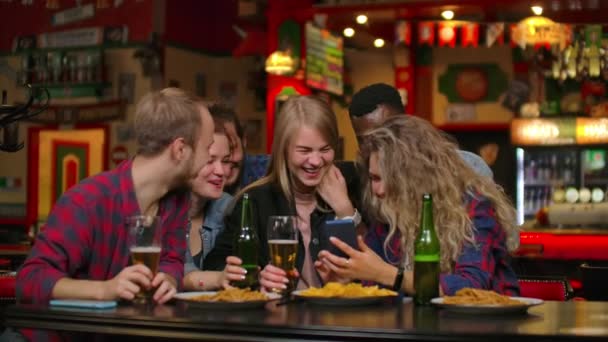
[[172, 159, 195, 192]]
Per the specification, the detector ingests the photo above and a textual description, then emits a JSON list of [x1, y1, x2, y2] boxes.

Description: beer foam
[[268, 239, 297, 244], [130, 246, 161, 253]]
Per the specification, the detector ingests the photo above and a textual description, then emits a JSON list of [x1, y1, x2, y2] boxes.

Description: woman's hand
[[317, 165, 354, 218], [317, 236, 394, 283], [314, 258, 351, 284], [218, 256, 247, 289], [259, 264, 293, 292]]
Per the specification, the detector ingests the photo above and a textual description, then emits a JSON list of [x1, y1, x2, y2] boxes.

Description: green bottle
[[233, 193, 259, 288], [414, 193, 440, 305]]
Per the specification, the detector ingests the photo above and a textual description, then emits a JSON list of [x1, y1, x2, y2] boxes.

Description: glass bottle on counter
[[414, 193, 440, 305], [233, 193, 259, 288]]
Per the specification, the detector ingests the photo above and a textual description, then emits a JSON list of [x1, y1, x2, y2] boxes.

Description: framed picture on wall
[[118, 73, 135, 104], [219, 81, 237, 108]]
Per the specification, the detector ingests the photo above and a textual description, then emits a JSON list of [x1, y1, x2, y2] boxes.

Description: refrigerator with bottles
[[512, 117, 608, 226]]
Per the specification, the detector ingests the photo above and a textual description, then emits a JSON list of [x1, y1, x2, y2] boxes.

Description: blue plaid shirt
[[365, 194, 520, 296]]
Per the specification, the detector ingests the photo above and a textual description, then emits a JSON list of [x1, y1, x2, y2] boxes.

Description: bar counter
[[4, 299, 608, 341]]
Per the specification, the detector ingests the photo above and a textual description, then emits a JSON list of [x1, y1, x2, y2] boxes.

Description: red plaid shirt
[[365, 194, 520, 296], [17, 160, 188, 305]]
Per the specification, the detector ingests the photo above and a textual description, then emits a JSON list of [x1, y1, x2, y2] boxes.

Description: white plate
[[292, 290, 399, 306], [174, 291, 281, 310], [431, 296, 543, 315]]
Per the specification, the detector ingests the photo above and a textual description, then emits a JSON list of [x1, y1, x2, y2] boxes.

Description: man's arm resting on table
[[52, 264, 154, 301]]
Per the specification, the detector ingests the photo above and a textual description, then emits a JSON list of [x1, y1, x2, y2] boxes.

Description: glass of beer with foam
[[126, 215, 161, 304], [267, 216, 298, 295]]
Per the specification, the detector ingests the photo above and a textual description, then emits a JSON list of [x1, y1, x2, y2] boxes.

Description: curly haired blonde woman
[[319, 115, 520, 296]]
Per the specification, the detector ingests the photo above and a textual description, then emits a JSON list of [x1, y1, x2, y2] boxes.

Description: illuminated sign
[[576, 118, 608, 144], [512, 117, 608, 146], [511, 118, 576, 145], [513, 17, 570, 49]]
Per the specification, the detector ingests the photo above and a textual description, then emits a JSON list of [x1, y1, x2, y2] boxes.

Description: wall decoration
[[438, 22, 456, 48], [243, 119, 263, 150], [439, 64, 507, 103], [31, 127, 107, 221], [395, 20, 411, 46], [486, 23, 505, 47], [219, 81, 237, 108], [195, 73, 206, 97], [25, 100, 126, 124], [418, 22, 435, 46], [0, 204, 26, 218], [37, 27, 103, 48], [0, 177, 22, 192], [305, 22, 344, 95], [446, 104, 477, 122], [51, 3, 95, 26], [103, 26, 129, 44], [118, 72, 135, 104], [461, 23, 479, 48], [502, 80, 531, 113]]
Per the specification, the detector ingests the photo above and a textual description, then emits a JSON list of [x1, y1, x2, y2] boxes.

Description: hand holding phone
[[320, 219, 358, 258]]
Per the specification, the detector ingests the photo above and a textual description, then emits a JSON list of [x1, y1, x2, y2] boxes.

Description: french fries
[[442, 288, 522, 306], [299, 282, 397, 298], [190, 288, 268, 302]]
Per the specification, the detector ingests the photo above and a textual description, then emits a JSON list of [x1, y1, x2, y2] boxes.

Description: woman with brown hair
[[319, 115, 520, 296]]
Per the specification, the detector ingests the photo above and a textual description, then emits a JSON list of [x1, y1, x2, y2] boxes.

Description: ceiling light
[[441, 10, 454, 20], [356, 14, 368, 24], [374, 38, 385, 48], [531, 5, 543, 15], [343, 27, 355, 37]]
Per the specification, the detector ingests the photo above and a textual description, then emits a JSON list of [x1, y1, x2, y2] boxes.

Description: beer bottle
[[233, 193, 259, 288], [414, 193, 440, 305]]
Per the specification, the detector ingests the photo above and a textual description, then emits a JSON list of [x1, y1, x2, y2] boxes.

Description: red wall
[[0, 0, 154, 52], [165, 0, 240, 53]]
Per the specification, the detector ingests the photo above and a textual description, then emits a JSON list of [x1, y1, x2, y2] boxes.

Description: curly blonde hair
[[358, 116, 518, 272]]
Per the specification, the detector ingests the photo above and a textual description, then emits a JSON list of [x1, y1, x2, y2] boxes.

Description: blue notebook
[[49, 299, 117, 309]]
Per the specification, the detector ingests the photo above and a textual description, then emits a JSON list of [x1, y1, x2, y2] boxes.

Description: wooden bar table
[[4, 299, 608, 341]]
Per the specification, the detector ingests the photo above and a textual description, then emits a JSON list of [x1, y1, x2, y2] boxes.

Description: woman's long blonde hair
[[238, 95, 339, 204], [359, 115, 518, 272]]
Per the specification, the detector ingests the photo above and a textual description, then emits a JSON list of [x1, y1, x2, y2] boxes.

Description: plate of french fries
[[431, 288, 543, 315], [174, 288, 281, 310], [293, 282, 399, 306]]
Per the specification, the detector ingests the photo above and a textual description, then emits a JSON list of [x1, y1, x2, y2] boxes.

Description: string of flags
[[395, 18, 576, 50]]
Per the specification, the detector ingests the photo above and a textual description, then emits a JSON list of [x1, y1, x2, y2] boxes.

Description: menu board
[[305, 22, 344, 96]]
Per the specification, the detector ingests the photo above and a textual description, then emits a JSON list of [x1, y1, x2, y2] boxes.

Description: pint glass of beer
[[126, 215, 161, 304], [267, 216, 298, 294]]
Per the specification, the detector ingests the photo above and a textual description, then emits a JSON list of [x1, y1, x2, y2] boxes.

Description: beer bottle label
[[414, 254, 440, 262]]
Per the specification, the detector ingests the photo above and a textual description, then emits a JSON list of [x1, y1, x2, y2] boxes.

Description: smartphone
[[49, 299, 118, 309], [320, 219, 359, 259]]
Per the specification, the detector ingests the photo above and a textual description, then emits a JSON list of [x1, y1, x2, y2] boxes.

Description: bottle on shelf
[[525, 158, 537, 183], [563, 156, 574, 184]]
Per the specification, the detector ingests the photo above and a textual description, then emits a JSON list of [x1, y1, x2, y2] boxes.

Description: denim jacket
[[184, 192, 233, 274]]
